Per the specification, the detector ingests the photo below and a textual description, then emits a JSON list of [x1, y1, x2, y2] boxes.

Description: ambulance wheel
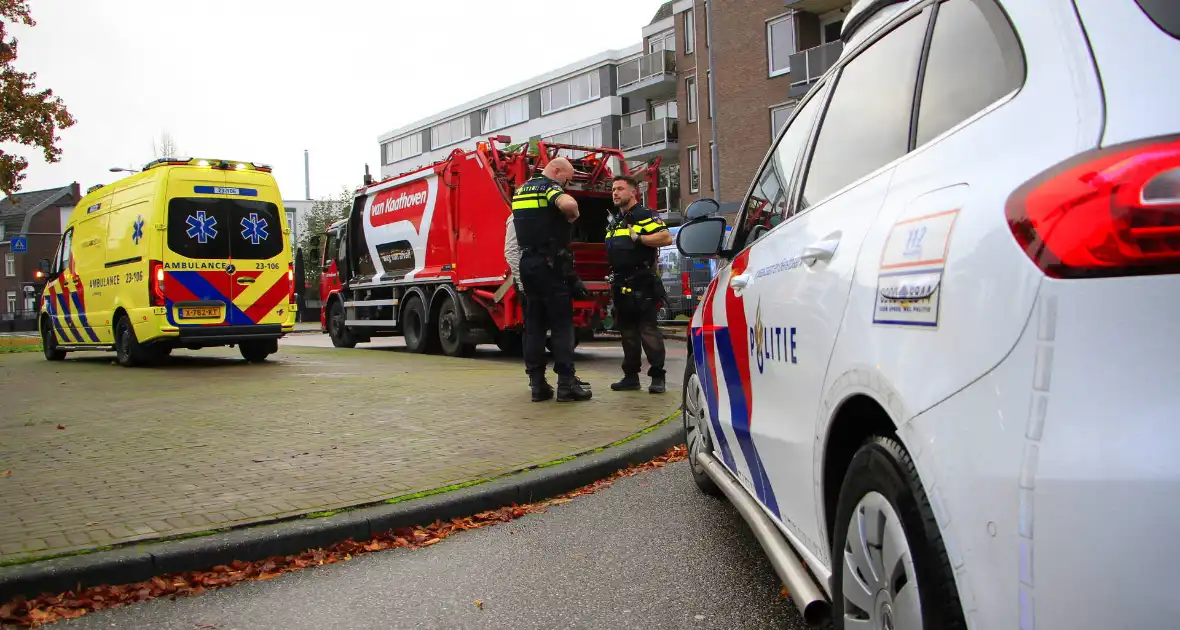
[[328, 301, 357, 348], [41, 318, 66, 361], [115, 315, 152, 368], [682, 356, 721, 497], [402, 296, 438, 354], [240, 339, 277, 363], [831, 436, 967, 630], [436, 296, 474, 358]]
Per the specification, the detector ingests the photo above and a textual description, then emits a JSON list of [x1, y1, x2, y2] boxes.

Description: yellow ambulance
[[36, 157, 297, 366]]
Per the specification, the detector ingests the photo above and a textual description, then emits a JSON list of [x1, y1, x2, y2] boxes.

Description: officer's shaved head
[[543, 157, 575, 185]]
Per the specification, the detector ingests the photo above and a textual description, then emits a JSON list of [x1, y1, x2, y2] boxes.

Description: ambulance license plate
[[180, 307, 221, 319]]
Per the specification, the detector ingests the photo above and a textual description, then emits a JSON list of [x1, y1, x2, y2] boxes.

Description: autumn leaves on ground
[[0, 446, 711, 629]]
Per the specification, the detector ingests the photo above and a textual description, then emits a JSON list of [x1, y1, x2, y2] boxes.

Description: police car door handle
[[730, 273, 752, 289], [802, 238, 840, 265]]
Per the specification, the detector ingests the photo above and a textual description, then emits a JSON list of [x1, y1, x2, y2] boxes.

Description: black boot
[[557, 374, 592, 402], [648, 375, 666, 394], [611, 374, 641, 391], [530, 374, 554, 402]]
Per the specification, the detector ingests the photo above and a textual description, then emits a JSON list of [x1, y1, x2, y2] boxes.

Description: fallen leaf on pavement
[[0, 444, 690, 628], [779, 585, 790, 599], [2, 470, 10, 478], [84, 522, 98, 526], [474, 599, 484, 610], [55, 425, 65, 430]]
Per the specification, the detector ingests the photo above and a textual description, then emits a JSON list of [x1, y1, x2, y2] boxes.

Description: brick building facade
[[671, 0, 851, 220], [0, 184, 80, 321]]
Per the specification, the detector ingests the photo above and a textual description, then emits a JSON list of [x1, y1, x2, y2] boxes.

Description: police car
[[673, 1, 1180, 628]]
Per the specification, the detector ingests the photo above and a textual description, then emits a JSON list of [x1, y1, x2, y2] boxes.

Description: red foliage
[[0, 445, 688, 628]]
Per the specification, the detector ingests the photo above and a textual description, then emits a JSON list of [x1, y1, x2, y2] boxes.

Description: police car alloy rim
[[842, 491, 923, 630], [683, 372, 710, 472]]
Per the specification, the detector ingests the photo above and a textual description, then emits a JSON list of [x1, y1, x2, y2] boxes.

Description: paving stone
[[0, 341, 683, 562]]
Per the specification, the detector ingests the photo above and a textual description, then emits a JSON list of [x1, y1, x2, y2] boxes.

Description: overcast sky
[[3, 0, 669, 201]]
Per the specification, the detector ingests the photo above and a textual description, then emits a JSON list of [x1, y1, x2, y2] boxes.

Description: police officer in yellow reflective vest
[[511, 157, 592, 403], [606, 175, 674, 394]]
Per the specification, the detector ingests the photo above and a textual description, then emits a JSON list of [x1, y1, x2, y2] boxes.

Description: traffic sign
[[10, 237, 27, 253]]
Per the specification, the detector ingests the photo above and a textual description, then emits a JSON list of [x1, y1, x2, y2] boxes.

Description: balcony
[[617, 50, 677, 101], [784, 0, 851, 12], [788, 40, 844, 98], [653, 186, 684, 225], [619, 118, 679, 161]]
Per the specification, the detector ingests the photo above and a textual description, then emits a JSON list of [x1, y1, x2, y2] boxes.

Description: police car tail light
[[149, 260, 166, 307], [1006, 136, 1180, 279]]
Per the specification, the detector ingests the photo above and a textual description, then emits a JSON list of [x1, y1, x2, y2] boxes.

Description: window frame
[[6, 291, 15, 314], [430, 117, 472, 150], [687, 145, 701, 193], [767, 13, 796, 78], [540, 71, 602, 115], [770, 101, 798, 140], [684, 9, 696, 54], [4, 252, 13, 277], [482, 95, 530, 134], [685, 76, 698, 123], [385, 134, 422, 164]]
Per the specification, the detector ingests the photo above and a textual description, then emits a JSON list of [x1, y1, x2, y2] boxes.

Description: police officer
[[605, 175, 673, 394], [511, 157, 592, 403]]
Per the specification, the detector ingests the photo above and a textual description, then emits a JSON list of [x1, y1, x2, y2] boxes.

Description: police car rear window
[[168, 199, 284, 261], [1136, 0, 1180, 39]]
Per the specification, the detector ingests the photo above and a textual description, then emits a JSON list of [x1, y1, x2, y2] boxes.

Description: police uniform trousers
[[519, 251, 576, 378], [613, 269, 666, 380]]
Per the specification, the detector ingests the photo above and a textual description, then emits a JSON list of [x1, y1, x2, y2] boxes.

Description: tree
[[151, 131, 181, 159], [0, 1, 75, 196], [298, 186, 353, 291]]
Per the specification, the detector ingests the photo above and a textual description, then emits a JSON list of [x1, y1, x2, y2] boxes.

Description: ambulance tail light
[[1006, 136, 1180, 279], [149, 260, 166, 307], [681, 272, 692, 297], [287, 262, 295, 303]]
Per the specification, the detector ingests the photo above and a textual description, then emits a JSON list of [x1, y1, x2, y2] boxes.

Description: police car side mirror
[[684, 198, 721, 221], [676, 217, 728, 259]]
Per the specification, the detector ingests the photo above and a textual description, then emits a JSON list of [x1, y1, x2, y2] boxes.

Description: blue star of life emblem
[[132, 215, 145, 245], [240, 212, 269, 245], [185, 210, 219, 244]]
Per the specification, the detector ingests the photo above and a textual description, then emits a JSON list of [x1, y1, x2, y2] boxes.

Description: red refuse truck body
[[318, 137, 660, 356]]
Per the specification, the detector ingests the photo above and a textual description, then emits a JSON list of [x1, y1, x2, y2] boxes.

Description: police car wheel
[[41, 319, 66, 361], [832, 436, 966, 630], [682, 357, 720, 496]]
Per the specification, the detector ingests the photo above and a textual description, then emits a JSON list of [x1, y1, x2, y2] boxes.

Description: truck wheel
[[115, 315, 153, 368], [402, 296, 438, 354], [495, 331, 523, 355], [436, 295, 475, 358], [41, 318, 66, 361], [328, 301, 357, 348], [240, 339, 277, 363]]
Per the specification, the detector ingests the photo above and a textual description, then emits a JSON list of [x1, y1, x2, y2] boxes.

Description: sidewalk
[[0, 342, 683, 567]]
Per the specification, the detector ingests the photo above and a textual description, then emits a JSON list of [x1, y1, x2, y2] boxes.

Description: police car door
[[732, 10, 930, 566]]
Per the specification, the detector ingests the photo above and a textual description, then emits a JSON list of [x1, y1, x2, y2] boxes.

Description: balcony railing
[[617, 50, 677, 89], [619, 118, 679, 151], [789, 40, 844, 88]]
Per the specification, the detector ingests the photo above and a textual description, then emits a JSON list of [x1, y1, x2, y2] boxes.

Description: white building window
[[431, 117, 471, 150], [5, 291, 14, 313], [0, 224, 6, 240], [768, 14, 796, 77], [4, 253, 13, 277], [649, 30, 675, 53], [483, 95, 529, 133], [688, 146, 700, 193], [542, 125, 603, 158], [685, 76, 698, 123], [684, 9, 696, 54], [541, 71, 601, 114], [771, 102, 797, 138], [384, 134, 422, 164], [652, 100, 678, 120]]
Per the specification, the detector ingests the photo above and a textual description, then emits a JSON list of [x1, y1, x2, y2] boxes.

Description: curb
[[0, 415, 685, 602]]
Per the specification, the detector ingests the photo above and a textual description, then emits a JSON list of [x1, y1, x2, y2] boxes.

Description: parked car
[[655, 226, 715, 322], [674, 0, 1180, 629]]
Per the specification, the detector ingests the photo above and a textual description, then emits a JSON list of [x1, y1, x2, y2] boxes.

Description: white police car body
[[675, 1, 1180, 628]]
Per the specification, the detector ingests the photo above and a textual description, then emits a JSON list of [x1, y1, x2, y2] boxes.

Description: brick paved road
[[0, 338, 684, 565]]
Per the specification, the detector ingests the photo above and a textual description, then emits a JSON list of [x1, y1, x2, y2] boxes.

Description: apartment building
[[672, 0, 851, 218], [0, 183, 80, 321]]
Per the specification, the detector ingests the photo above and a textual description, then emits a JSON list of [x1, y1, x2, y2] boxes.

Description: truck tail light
[[149, 260, 166, 307], [1006, 136, 1180, 279], [681, 272, 692, 296], [288, 262, 296, 303]]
